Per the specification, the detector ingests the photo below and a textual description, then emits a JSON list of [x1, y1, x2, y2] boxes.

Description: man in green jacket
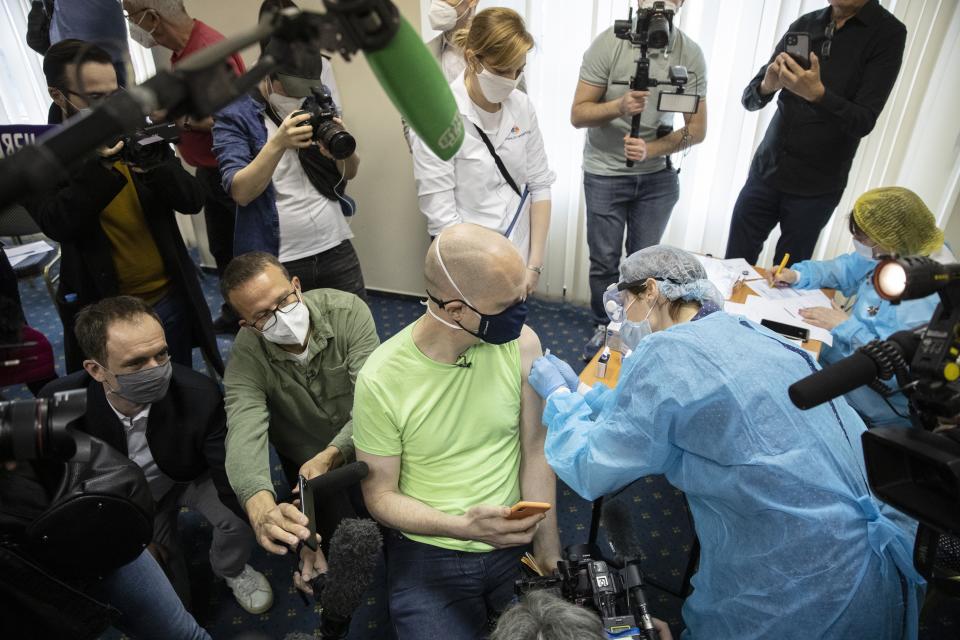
[[220, 251, 379, 555]]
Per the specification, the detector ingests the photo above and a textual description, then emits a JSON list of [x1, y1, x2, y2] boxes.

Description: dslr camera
[[516, 543, 660, 640], [615, 0, 677, 50], [105, 122, 179, 171], [296, 87, 357, 160]]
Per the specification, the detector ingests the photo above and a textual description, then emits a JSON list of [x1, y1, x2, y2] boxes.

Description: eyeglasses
[[123, 8, 153, 23], [822, 21, 837, 60], [251, 290, 300, 332], [62, 88, 121, 104]]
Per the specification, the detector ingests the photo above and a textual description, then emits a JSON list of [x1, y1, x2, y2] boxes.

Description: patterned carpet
[[4, 253, 957, 640]]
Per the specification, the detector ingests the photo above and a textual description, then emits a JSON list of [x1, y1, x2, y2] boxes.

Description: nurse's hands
[[799, 300, 848, 330], [544, 354, 579, 392], [530, 356, 571, 399]]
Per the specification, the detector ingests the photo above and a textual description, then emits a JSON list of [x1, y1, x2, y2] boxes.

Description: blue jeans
[[724, 172, 843, 266], [584, 169, 680, 324], [385, 530, 525, 640], [89, 550, 211, 640], [152, 290, 194, 368]]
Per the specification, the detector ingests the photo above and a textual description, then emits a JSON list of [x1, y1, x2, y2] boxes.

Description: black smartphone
[[784, 32, 811, 69], [297, 474, 318, 551], [761, 318, 810, 341]]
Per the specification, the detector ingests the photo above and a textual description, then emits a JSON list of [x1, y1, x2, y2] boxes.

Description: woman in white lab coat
[[410, 7, 556, 294]]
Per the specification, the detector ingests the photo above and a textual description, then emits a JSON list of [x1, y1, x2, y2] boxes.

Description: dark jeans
[[282, 240, 367, 302], [584, 169, 680, 325], [385, 530, 525, 640], [152, 289, 193, 368], [724, 172, 844, 266], [194, 165, 238, 320]]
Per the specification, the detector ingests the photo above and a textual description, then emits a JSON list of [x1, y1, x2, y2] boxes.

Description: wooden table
[[579, 266, 831, 388]]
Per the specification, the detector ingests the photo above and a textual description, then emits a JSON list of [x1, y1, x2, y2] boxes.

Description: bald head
[[426, 224, 525, 311]]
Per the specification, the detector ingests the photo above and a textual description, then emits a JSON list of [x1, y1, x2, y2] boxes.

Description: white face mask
[[268, 93, 304, 120], [620, 295, 656, 351], [428, 0, 466, 32], [475, 66, 521, 104], [260, 294, 311, 346], [853, 238, 877, 260], [128, 12, 158, 49]]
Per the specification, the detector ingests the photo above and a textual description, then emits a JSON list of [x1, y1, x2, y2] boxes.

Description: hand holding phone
[[506, 501, 552, 521], [784, 32, 811, 70], [297, 474, 318, 551]]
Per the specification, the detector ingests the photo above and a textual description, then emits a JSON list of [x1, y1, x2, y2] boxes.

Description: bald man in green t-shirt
[[353, 224, 561, 639]]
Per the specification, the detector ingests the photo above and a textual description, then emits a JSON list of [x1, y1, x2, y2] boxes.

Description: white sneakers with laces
[[224, 564, 274, 614]]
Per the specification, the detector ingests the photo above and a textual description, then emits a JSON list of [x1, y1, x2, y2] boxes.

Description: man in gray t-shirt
[[571, 1, 707, 359]]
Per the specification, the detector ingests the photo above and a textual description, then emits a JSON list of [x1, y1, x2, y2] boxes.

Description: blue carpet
[[4, 255, 957, 640]]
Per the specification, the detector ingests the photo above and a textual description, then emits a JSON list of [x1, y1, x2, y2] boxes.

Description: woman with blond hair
[[411, 7, 555, 295]]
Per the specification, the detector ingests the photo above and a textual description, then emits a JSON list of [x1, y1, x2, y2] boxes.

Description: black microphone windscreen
[[789, 350, 879, 410], [321, 518, 383, 620]]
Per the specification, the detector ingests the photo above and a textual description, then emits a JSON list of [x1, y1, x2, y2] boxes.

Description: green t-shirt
[[352, 323, 523, 552], [580, 26, 707, 176]]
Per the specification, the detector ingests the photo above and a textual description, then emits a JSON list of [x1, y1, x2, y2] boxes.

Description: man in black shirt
[[725, 0, 906, 265]]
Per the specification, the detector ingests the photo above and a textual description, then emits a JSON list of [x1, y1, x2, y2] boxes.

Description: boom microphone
[[307, 460, 369, 496], [319, 518, 383, 639], [789, 330, 919, 410]]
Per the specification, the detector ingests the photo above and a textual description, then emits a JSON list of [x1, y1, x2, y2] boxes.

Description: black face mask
[[427, 291, 528, 345]]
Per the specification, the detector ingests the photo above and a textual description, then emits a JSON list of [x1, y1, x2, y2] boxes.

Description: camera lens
[[316, 120, 357, 160], [787, 35, 797, 44], [647, 14, 670, 49], [0, 392, 84, 463]]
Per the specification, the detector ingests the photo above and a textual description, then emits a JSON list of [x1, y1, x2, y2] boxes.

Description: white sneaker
[[224, 564, 274, 614]]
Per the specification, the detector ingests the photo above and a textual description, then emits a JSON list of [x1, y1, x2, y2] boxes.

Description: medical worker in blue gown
[[529, 245, 924, 640], [768, 186, 946, 428]]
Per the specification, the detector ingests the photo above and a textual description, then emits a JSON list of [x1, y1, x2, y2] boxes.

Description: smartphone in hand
[[785, 32, 812, 69], [297, 474, 318, 551], [506, 501, 552, 520]]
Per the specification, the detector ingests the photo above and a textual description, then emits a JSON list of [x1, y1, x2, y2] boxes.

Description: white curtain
[[422, 0, 960, 303], [0, 0, 157, 125]]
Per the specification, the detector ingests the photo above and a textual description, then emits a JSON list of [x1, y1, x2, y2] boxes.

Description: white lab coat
[[410, 73, 555, 263]]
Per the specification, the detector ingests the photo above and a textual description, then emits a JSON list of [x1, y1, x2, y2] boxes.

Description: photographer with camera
[[38, 296, 273, 614], [528, 245, 924, 640], [572, 0, 707, 362], [212, 39, 366, 300], [767, 187, 947, 429], [25, 39, 222, 375], [122, 0, 247, 335], [725, 0, 906, 266]]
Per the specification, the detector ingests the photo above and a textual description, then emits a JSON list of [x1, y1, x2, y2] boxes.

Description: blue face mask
[[620, 296, 656, 351], [425, 235, 528, 345]]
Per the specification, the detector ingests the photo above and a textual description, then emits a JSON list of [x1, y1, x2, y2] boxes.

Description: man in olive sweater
[[220, 251, 379, 555]]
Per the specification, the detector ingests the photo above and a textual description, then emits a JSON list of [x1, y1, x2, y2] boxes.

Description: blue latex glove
[[529, 356, 570, 399], [544, 353, 579, 392]]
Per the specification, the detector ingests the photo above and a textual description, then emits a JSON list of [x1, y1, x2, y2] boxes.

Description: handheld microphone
[[318, 518, 383, 639], [788, 331, 918, 410], [306, 461, 369, 496]]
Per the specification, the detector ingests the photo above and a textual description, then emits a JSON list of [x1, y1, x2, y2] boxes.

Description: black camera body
[[105, 122, 179, 171], [615, 1, 676, 50], [516, 543, 660, 640], [296, 87, 357, 160]]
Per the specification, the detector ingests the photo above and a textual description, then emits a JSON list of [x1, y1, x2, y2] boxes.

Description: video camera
[[0, 390, 85, 463], [296, 87, 357, 160], [104, 122, 180, 171], [516, 543, 660, 640], [789, 256, 960, 584]]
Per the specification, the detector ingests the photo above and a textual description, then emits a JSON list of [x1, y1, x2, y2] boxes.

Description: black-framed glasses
[[252, 290, 300, 332], [822, 21, 837, 60], [62, 87, 121, 105], [123, 8, 154, 23]]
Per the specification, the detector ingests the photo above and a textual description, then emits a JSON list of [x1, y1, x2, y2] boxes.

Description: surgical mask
[[620, 296, 656, 351], [128, 12, 158, 49], [853, 238, 876, 260], [268, 93, 304, 119], [428, 0, 465, 31], [426, 236, 528, 344], [102, 360, 172, 405], [475, 66, 521, 104], [261, 293, 311, 346]]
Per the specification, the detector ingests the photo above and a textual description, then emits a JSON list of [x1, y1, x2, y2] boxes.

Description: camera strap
[[473, 124, 529, 239]]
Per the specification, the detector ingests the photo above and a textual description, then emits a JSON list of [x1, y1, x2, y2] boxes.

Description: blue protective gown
[[543, 311, 924, 640], [792, 252, 939, 428]]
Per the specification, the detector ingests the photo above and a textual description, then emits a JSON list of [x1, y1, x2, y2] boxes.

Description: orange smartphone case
[[506, 501, 552, 520]]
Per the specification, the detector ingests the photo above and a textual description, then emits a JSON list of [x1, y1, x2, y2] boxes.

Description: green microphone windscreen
[[364, 16, 464, 160]]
